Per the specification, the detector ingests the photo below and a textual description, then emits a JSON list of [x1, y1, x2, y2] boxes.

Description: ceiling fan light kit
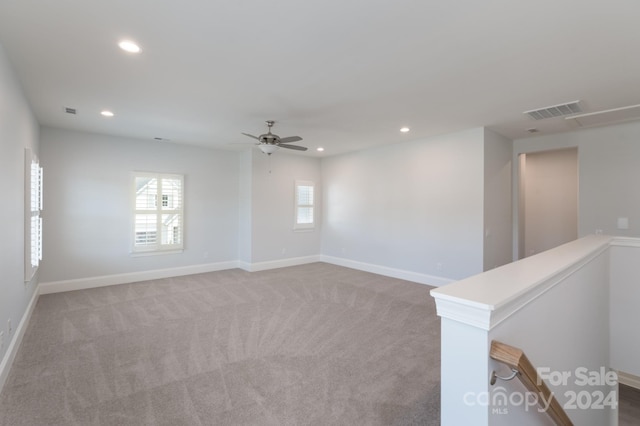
[[242, 120, 307, 155], [259, 144, 279, 155]]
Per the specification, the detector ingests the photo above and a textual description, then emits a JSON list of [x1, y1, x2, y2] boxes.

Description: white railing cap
[[430, 234, 615, 330]]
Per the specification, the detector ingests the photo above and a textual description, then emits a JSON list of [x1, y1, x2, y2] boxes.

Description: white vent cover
[[565, 104, 640, 128], [524, 101, 582, 120], [64, 107, 77, 115]]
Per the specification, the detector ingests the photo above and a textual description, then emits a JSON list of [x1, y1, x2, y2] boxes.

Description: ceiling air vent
[[64, 107, 77, 115], [524, 101, 582, 120]]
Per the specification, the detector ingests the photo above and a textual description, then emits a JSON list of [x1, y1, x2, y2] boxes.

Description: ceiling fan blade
[[279, 136, 303, 143], [241, 132, 260, 140], [278, 143, 308, 151]]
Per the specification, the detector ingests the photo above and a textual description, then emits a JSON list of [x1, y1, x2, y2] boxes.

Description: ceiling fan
[[241, 120, 307, 155]]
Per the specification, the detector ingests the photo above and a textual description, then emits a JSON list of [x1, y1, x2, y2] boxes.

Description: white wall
[[250, 150, 322, 264], [514, 121, 640, 238], [237, 150, 252, 264], [321, 127, 486, 282], [483, 129, 513, 271], [609, 241, 640, 378], [39, 127, 240, 284], [521, 148, 578, 257], [0, 42, 40, 384]]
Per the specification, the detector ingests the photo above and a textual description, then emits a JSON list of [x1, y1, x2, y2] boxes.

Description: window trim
[[132, 172, 184, 254], [294, 180, 315, 231]]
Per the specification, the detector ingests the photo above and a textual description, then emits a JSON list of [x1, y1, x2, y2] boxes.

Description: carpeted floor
[[0, 263, 441, 425]]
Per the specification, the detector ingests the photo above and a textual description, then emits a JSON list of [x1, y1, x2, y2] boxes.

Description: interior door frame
[[513, 146, 579, 260]]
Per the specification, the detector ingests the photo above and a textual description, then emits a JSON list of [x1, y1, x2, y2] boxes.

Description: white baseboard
[[0, 285, 39, 394], [239, 255, 322, 272], [38, 255, 452, 294], [39, 256, 326, 294], [39, 260, 240, 294], [320, 255, 453, 287], [618, 371, 640, 390]]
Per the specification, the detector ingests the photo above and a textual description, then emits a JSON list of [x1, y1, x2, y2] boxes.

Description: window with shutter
[[25, 149, 43, 282], [294, 180, 314, 230], [133, 172, 184, 253]]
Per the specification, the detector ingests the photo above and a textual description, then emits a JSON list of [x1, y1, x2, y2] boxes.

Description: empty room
[[1, 1, 640, 425]]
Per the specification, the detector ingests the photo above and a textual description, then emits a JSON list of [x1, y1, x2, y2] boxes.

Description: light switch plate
[[617, 217, 629, 230]]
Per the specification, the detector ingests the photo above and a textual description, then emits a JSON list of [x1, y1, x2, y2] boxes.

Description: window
[[294, 180, 315, 230], [25, 149, 43, 282], [133, 172, 183, 253]]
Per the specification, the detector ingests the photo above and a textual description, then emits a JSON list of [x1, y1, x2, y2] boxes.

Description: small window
[[133, 172, 184, 253], [294, 180, 314, 230], [25, 149, 43, 282]]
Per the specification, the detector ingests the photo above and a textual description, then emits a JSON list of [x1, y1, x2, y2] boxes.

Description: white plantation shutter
[[294, 180, 314, 230], [25, 149, 43, 282], [133, 172, 184, 252]]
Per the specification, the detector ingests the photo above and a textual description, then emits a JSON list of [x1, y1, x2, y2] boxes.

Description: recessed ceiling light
[[400, 127, 410, 133], [101, 110, 114, 117], [317, 147, 325, 152], [118, 40, 141, 53]]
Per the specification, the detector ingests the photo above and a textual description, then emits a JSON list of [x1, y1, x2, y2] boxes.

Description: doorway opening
[[517, 147, 578, 259]]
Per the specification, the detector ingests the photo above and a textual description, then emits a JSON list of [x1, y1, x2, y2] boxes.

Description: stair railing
[[490, 340, 573, 426]]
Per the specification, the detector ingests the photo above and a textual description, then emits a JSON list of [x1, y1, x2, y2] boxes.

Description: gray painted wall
[[483, 128, 513, 271], [321, 127, 486, 281], [514, 120, 640, 239], [250, 150, 322, 263], [238, 150, 252, 264], [39, 127, 240, 282], [610, 244, 640, 378], [0, 43, 40, 363], [521, 148, 578, 257]]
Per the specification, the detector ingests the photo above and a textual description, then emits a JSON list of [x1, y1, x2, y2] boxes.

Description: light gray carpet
[[0, 263, 440, 425]]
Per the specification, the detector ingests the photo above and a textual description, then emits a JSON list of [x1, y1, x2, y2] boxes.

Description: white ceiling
[[1, 0, 639, 157]]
